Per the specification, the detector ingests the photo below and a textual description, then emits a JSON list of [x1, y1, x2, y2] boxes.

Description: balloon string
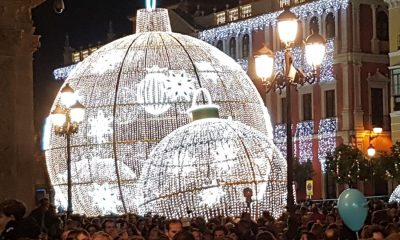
[[356, 231, 359, 240]]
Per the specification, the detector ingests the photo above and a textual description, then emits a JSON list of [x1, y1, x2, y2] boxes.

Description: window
[[325, 90, 335, 118], [229, 9, 239, 22], [216, 12, 226, 25], [241, 5, 252, 18], [303, 93, 312, 120], [242, 34, 250, 59], [216, 40, 223, 51], [81, 49, 89, 59], [281, 98, 287, 123], [71, 52, 80, 63], [377, 11, 388, 41], [229, 38, 236, 59], [280, 0, 290, 8], [371, 88, 384, 127], [326, 13, 335, 39], [310, 17, 319, 34], [392, 68, 400, 110]]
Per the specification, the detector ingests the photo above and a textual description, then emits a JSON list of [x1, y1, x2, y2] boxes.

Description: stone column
[[353, 63, 365, 130], [352, 3, 361, 52], [334, 11, 340, 54], [371, 4, 380, 54], [0, 0, 45, 209], [340, 7, 349, 53], [341, 64, 351, 130]]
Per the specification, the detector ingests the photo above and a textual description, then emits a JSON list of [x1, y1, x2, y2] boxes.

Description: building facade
[[385, 0, 400, 143], [199, 0, 392, 199]]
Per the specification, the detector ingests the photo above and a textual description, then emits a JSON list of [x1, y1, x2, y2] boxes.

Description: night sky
[[32, 0, 181, 132]]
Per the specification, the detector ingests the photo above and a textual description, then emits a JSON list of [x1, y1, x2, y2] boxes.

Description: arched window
[[242, 34, 250, 59], [325, 13, 335, 39], [377, 11, 388, 41], [229, 38, 236, 59], [216, 40, 223, 51], [309, 16, 319, 34]]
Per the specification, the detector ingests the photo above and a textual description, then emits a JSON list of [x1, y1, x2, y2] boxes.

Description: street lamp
[[50, 83, 85, 218], [254, 5, 326, 214], [367, 127, 382, 157]]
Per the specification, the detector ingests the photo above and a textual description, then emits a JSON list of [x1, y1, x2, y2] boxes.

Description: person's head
[[213, 226, 227, 240], [165, 219, 183, 240], [191, 228, 203, 240], [173, 231, 195, 240], [39, 198, 50, 209], [85, 223, 100, 236], [91, 231, 113, 240], [0, 199, 26, 230], [370, 225, 384, 240], [325, 214, 336, 225], [66, 228, 91, 240], [300, 231, 316, 240], [102, 219, 117, 235], [255, 231, 276, 240]]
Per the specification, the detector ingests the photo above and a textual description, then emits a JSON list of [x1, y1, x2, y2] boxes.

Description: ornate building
[[0, 0, 45, 208], [385, 0, 400, 142], [198, 0, 392, 198]]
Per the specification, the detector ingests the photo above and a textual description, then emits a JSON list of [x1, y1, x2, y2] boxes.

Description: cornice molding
[[384, 0, 400, 9]]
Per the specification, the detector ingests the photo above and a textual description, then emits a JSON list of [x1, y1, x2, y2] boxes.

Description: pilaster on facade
[[353, 63, 365, 130], [341, 63, 352, 130], [371, 4, 381, 54], [340, 7, 349, 53], [352, 2, 362, 52], [384, 0, 400, 9]]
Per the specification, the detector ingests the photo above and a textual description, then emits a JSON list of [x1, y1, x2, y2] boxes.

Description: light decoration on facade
[[53, 64, 78, 81], [389, 185, 400, 203], [318, 118, 337, 172], [199, 0, 349, 42], [237, 59, 249, 72], [295, 121, 314, 163], [274, 124, 287, 158], [44, 4, 274, 215], [273, 39, 334, 82], [139, 98, 287, 219]]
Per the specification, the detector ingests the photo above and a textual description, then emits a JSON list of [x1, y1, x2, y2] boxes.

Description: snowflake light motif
[[165, 70, 196, 102], [90, 183, 119, 214], [198, 181, 225, 207], [90, 51, 123, 74], [212, 141, 237, 173], [88, 110, 113, 143]]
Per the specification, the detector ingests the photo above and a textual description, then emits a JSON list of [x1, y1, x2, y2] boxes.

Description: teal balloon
[[338, 189, 368, 232]]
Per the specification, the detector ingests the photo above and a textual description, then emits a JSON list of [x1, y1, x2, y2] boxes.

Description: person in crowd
[[213, 226, 227, 240], [191, 228, 203, 240], [92, 231, 113, 240], [165, 219, 183, 240], [172, 231, 194, 240], [65, 228, 91, 240], [0, 199, 41, 240]]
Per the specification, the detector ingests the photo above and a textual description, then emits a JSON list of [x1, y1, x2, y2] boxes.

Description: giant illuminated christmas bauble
[[139, 115, 287, 219], [43, 7, 273, 216]]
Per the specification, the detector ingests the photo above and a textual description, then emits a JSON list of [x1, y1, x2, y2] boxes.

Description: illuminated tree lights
[[44, 30, 273, 215], [390, 185, 400, 203], [139, 118, 287, 219]]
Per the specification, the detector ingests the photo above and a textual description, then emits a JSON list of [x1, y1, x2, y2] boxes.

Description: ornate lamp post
[[50, 83, 85, 218], [254, 5, 326, 214]]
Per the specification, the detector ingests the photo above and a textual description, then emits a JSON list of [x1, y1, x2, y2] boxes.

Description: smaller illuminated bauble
[[389, 185, 400, 204], [139, 90, 287, 219]]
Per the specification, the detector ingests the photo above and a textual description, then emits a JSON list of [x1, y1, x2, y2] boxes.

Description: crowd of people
[[1, 197, 400, 240]]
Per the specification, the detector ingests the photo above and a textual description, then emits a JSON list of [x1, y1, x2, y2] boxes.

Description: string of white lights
[[295, 121, 314, 163], [318, 118, 337, 172]]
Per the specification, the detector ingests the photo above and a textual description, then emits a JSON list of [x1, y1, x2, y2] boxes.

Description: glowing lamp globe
[[139, 89, 287, 219], [43, 5, 274, 216]]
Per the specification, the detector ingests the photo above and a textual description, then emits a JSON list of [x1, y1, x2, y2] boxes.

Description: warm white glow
[[373, 127, 383, 134], [305, 43, 326, 68], [255, 55, 274, 80], [60, 92, 76, 108], [51, 113, 66, 127], [367, 145, 376, 157], [139, 118, 287, 219], [389, 185, 400, 203], [70, 107, 85, 123], [277, 20, 298, 44], [44, 31, 274, 216]]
